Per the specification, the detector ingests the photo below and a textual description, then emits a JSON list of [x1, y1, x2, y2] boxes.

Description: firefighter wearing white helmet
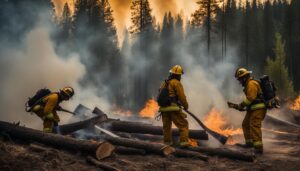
[[32, 86, 75, 133], [229, 67, 266, 154], [158, 65, 190, 148]]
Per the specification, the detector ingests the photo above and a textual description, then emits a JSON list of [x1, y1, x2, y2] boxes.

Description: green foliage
[[264, 33, 295, 98]]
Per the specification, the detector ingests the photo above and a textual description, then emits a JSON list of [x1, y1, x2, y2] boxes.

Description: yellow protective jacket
[[159, 79, 189, 112], [33, 93, 60, 122], [242, 79, 266, 111]]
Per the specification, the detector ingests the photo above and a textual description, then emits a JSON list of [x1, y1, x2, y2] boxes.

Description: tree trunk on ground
[[188, 146, 254, 162], [115, 146, 146, 155], [113, 131, 181, 142], [104, 136, 208, 161], [107, 120, 208, 140], [105, 136, 175, 156], [59, 114, 108, 135], [0, 121, 114, 160]]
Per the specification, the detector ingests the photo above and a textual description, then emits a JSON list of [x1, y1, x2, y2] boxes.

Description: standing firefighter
[[157, 65, 190, 148], [29, 87, 74, 133], [229, 68, 267, 154]]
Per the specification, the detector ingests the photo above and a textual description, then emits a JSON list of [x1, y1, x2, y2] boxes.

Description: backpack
[[157, 80, 172, 107], [25, 88, 51, 112], [258, 75, 280, 109]]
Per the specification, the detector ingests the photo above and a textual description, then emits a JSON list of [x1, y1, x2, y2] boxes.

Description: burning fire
[[204, 108, 243, 137], [111, 105, 132, 117], [188, 138, 198, 147], [139, 98, 159, 118], [290, 96, 300, 110]]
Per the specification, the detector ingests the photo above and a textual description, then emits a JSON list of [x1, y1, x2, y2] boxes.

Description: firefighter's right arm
[[174, 81, 189, 110]]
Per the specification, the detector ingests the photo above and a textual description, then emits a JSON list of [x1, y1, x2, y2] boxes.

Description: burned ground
[[1, 129, 300, 171]]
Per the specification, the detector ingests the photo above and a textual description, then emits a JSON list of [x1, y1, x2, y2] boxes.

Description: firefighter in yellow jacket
[[32, 87, 74, 133], [229, 68, 267, 154], [158, 65, 190, 147]]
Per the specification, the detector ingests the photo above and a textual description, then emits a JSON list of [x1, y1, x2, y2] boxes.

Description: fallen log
[[105, 136, 175, 156], [59, 114, 108, 135], [187, 146, 254, 162], [0, 121, 114, 160], [108, 120, 208, 140], [173, 148, 209, 161], [113, 131, 165, 142], [115, 146, 146, 155], [104, 136, 208, 161], [86, 156, 120, 171]]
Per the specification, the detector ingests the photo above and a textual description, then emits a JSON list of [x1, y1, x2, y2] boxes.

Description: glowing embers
[[188, 138, 199, 147], [290, 96, 300, 110], [204, 108, 243, 137], [139, 98, 159, 118]]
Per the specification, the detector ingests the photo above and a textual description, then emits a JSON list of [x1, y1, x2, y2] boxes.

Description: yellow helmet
[[169, 65, 184, 75], [60, 86, 74, 98], [235, 67, 252, 79]]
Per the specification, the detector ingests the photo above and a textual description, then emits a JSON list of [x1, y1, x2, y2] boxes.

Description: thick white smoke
[[0, 18, 111, 130]]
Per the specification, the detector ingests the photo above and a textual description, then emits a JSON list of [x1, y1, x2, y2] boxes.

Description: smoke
[[0, 8, 111, 130], [1, 0, 246, 135]]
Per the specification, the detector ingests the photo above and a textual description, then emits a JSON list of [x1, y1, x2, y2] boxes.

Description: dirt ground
[[1, 130, 300, 171]]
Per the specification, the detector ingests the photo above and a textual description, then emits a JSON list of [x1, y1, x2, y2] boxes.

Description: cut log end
[[95, 142, 115, 160]]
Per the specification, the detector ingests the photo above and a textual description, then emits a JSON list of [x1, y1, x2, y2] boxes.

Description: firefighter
[[229, 68, 267, 154], [158, 65, 190, 148], [32, 87, 74, 133]]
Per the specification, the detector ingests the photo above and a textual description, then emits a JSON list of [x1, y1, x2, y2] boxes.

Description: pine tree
[[191, 0, 220, 54], [240, 0, 251, 67], [128, 0, 157, 110], [61, 3, 72, 39], [264, 33, 295, 98], [129, 0, 153, 34], [289, 0, 300, 91], [160, 12, 175, 70], [263, 0, 275, 60]]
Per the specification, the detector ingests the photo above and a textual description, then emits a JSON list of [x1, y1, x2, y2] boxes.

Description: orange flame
[[188, 138, 198, 147], [204, 108, 243, 137], [139, 98, 159, 118], [111, 105, 132, 117], [290, 96, 300, 110]]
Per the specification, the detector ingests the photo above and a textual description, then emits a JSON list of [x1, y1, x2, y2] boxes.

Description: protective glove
[[227, 102, 238, 109], [237, 103, 246, 111], [227, 102, 245, 111]]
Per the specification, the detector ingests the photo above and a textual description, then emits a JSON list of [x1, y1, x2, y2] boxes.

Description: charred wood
[[59, 114, 108, 135], [115, 146, 146, 155], [187, 146, 254, 162], [108, 120, 208, 140], [0, 121, 114, 160], [104, 136, 208, 161]]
